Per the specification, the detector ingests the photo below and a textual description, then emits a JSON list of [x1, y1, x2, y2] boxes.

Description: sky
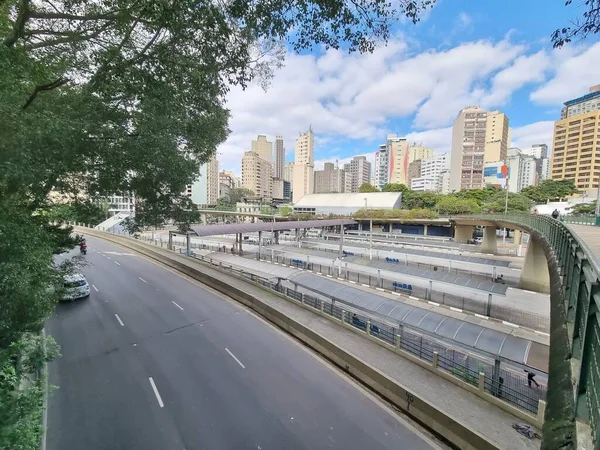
[[218, 0, 600, 176]]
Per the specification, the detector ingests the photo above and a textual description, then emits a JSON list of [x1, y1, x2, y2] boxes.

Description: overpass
[[454, 214, 599, 450]]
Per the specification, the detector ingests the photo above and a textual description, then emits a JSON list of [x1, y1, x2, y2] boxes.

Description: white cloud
[[218, 36, 599, 176], [530, 42, 600, 105], [510, 121, 555, 153], [456, 12, 472, 29]]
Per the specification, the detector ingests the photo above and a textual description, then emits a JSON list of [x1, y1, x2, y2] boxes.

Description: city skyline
[[216, 0, 600, 176]]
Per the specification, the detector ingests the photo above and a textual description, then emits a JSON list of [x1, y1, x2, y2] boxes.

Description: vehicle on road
[[62, 273, 90, 301]]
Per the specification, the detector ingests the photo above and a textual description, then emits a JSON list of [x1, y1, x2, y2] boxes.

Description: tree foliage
[[572, 201, 597, 215], [353, 208, 439, 219], [521, 179, 578, 203], [358, 183, 379, 193], [436, 196, 481, 215], [382, 183, 410, 193], [552, 0, 600, 48]]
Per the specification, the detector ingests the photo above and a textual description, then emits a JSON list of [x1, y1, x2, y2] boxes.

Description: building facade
[[241, 151, 273, 198], [189, 155, 219, 206], [386, 136, 410, 185], [344, 156, 371, 193], [449, 107, 510, 192], [314, 162, 345, 194], [292, 127, 315, 203], [561, 84, 600, 119], [410, 177, 438, 192], [552, 86, 600, 192], [407, 159, 421, 187], [374, 145, 388, 190], [251, 135, 273, 165], [283, 162, 294, 182], [274, 135, 285, 179]]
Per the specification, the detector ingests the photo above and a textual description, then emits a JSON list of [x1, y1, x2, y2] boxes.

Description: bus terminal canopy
[[188, 219, 357, 237]]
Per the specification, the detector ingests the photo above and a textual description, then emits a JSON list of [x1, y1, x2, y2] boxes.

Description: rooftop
[[294, 192, 402, 209]]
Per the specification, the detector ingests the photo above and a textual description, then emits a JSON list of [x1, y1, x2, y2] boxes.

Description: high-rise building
[[552, 86, 600, 192], [413, 152, 451, 192], [561, 84, 600, 119], [343, 156, 371, 193], [483, 148, 538, 193], [314, 162, 345, 193], [409, 144, 434, 163], [274, 135, 285, 179], [189, 155, 219, 206], [449, 107, 510, 192], [241, 151, 273, 198], [407, 159, 422, 187], [374, 144, 388, 190], [251, 135, 273, 164], [521, 144, 550, 182], [292, 127, 315, 202], [386, 135, 410, 185], [283, 162, 294, 182], [218, 170, 238, 199]]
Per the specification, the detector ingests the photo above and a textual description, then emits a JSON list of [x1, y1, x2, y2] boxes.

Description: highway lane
[[46, 236, 444, 450]]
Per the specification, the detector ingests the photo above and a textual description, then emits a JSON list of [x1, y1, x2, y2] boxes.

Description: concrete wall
[[76, 227, 540, 450]]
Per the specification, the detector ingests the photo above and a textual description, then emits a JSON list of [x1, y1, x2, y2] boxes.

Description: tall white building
[[419, 152, 450, 191], [283, 162, 294, 182], [188, 155, 219, 206], [292, 127, 315, 203], [521, 144, 551, 181], [274, 136, 285, 179], [374, 144, 388, 190]]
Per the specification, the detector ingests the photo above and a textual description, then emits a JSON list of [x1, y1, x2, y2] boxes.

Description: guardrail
[[458, 214, 600, 449], [560, 215, 600, 226]]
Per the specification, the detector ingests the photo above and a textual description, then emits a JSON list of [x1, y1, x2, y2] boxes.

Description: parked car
[[62, 273, 90, 301]]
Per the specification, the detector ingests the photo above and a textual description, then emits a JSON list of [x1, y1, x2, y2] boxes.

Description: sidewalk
[[147, 239, 541, 449]]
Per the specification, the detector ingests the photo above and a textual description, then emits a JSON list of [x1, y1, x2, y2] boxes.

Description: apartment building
[[449, 107, 510, 192], [552, 86, 600, 192], [343, 156, 372, 193], [292, 127, 315, 202], [241, 151, 273, 198], [188, 155, 219, 206], [314, 162, 345, 193], [283, 162, 294, 182], [374, 144, 388, 190], [251, 135, 273, 164]]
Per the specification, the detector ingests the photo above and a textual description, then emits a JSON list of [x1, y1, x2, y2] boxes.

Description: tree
[[279, 206, 293, 217], [552, 0, 600, 47], [402, 191, 441, 209], [482, 192, 534, 213], [382, 183, 410, 193], [1, 1, 435, 445], [521, 179, 579, 203], [572, 201, 597, 215], [436, 197, 481, 215], [358, 183, 379, 193]]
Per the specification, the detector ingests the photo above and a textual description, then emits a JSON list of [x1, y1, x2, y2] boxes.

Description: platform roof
[[189, 219, 357, 237]]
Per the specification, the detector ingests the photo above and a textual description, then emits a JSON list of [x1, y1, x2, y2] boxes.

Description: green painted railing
[[561, 215, 600, 227], [460, 214, 599, 449]]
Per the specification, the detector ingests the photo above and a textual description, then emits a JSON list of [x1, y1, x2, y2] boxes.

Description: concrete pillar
[[274, 231, 279, 245], [454, 225, 473, 243], [201, 213, 207, 224], [258, 231, 262, 260], [519, 235, 550, 293], [513, 229, 522, 246], [359, 222, 363, 232], [423, 224, 429, 236], [238, 233, 243, 253], [481, 226, 497, 254]]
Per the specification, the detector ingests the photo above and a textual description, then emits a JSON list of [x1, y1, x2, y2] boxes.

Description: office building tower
[[189, 155, 219, 206], [449, 107, 510, 192], [314, 162, 345, 193], [283, 162, 294, 183], [342, 156, 371, 193], [274, 135, 285, 179], [561, 84, 600, 119], [552, 85, 600, 192], [241, 151, 273, 198], [292, 127, 315, 202], [251, 135, 273, 164]]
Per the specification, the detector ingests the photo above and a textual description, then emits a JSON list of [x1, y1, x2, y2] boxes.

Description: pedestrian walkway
[[567, 224, 600, 269], [143, 238, 542, 450]]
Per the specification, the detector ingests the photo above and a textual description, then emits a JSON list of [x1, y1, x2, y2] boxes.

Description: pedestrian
[[552, 209, 560, 220], [525, 370, 540, 388]]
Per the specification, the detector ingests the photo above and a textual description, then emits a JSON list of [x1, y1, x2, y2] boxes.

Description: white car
[[62, 273, 91, 301]]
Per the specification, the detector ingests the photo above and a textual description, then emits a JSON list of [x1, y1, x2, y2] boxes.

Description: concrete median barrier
[[77, 227, 506, 450]]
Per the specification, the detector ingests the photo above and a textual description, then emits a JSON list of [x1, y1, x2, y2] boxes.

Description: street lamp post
[[503, 162, 509, 245]]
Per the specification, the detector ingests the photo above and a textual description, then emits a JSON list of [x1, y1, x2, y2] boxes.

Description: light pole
[[503, 161, 509, 245]]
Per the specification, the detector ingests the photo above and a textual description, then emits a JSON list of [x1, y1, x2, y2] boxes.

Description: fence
[[560, 215, 600, 226]]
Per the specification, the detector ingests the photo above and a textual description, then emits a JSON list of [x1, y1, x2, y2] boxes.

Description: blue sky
[[219, 0, 600, 175]]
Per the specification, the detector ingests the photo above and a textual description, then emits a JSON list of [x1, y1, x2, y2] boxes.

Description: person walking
[[552, 209, 560, 220], [525, 370, 540, 388]]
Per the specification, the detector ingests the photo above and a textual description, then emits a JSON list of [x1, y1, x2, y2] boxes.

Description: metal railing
[[461, 214, 600, 448], [123, 233, 546, 418], [560, 215, 600, 226]]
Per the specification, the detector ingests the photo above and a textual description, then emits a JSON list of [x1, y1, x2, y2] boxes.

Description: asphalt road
[[46, 236, 443, 450]]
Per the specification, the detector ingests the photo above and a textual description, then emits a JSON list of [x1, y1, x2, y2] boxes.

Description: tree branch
[[4, 0, 31, 47], [24, 23, 112, 50], [22, 78, 70, 109]]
